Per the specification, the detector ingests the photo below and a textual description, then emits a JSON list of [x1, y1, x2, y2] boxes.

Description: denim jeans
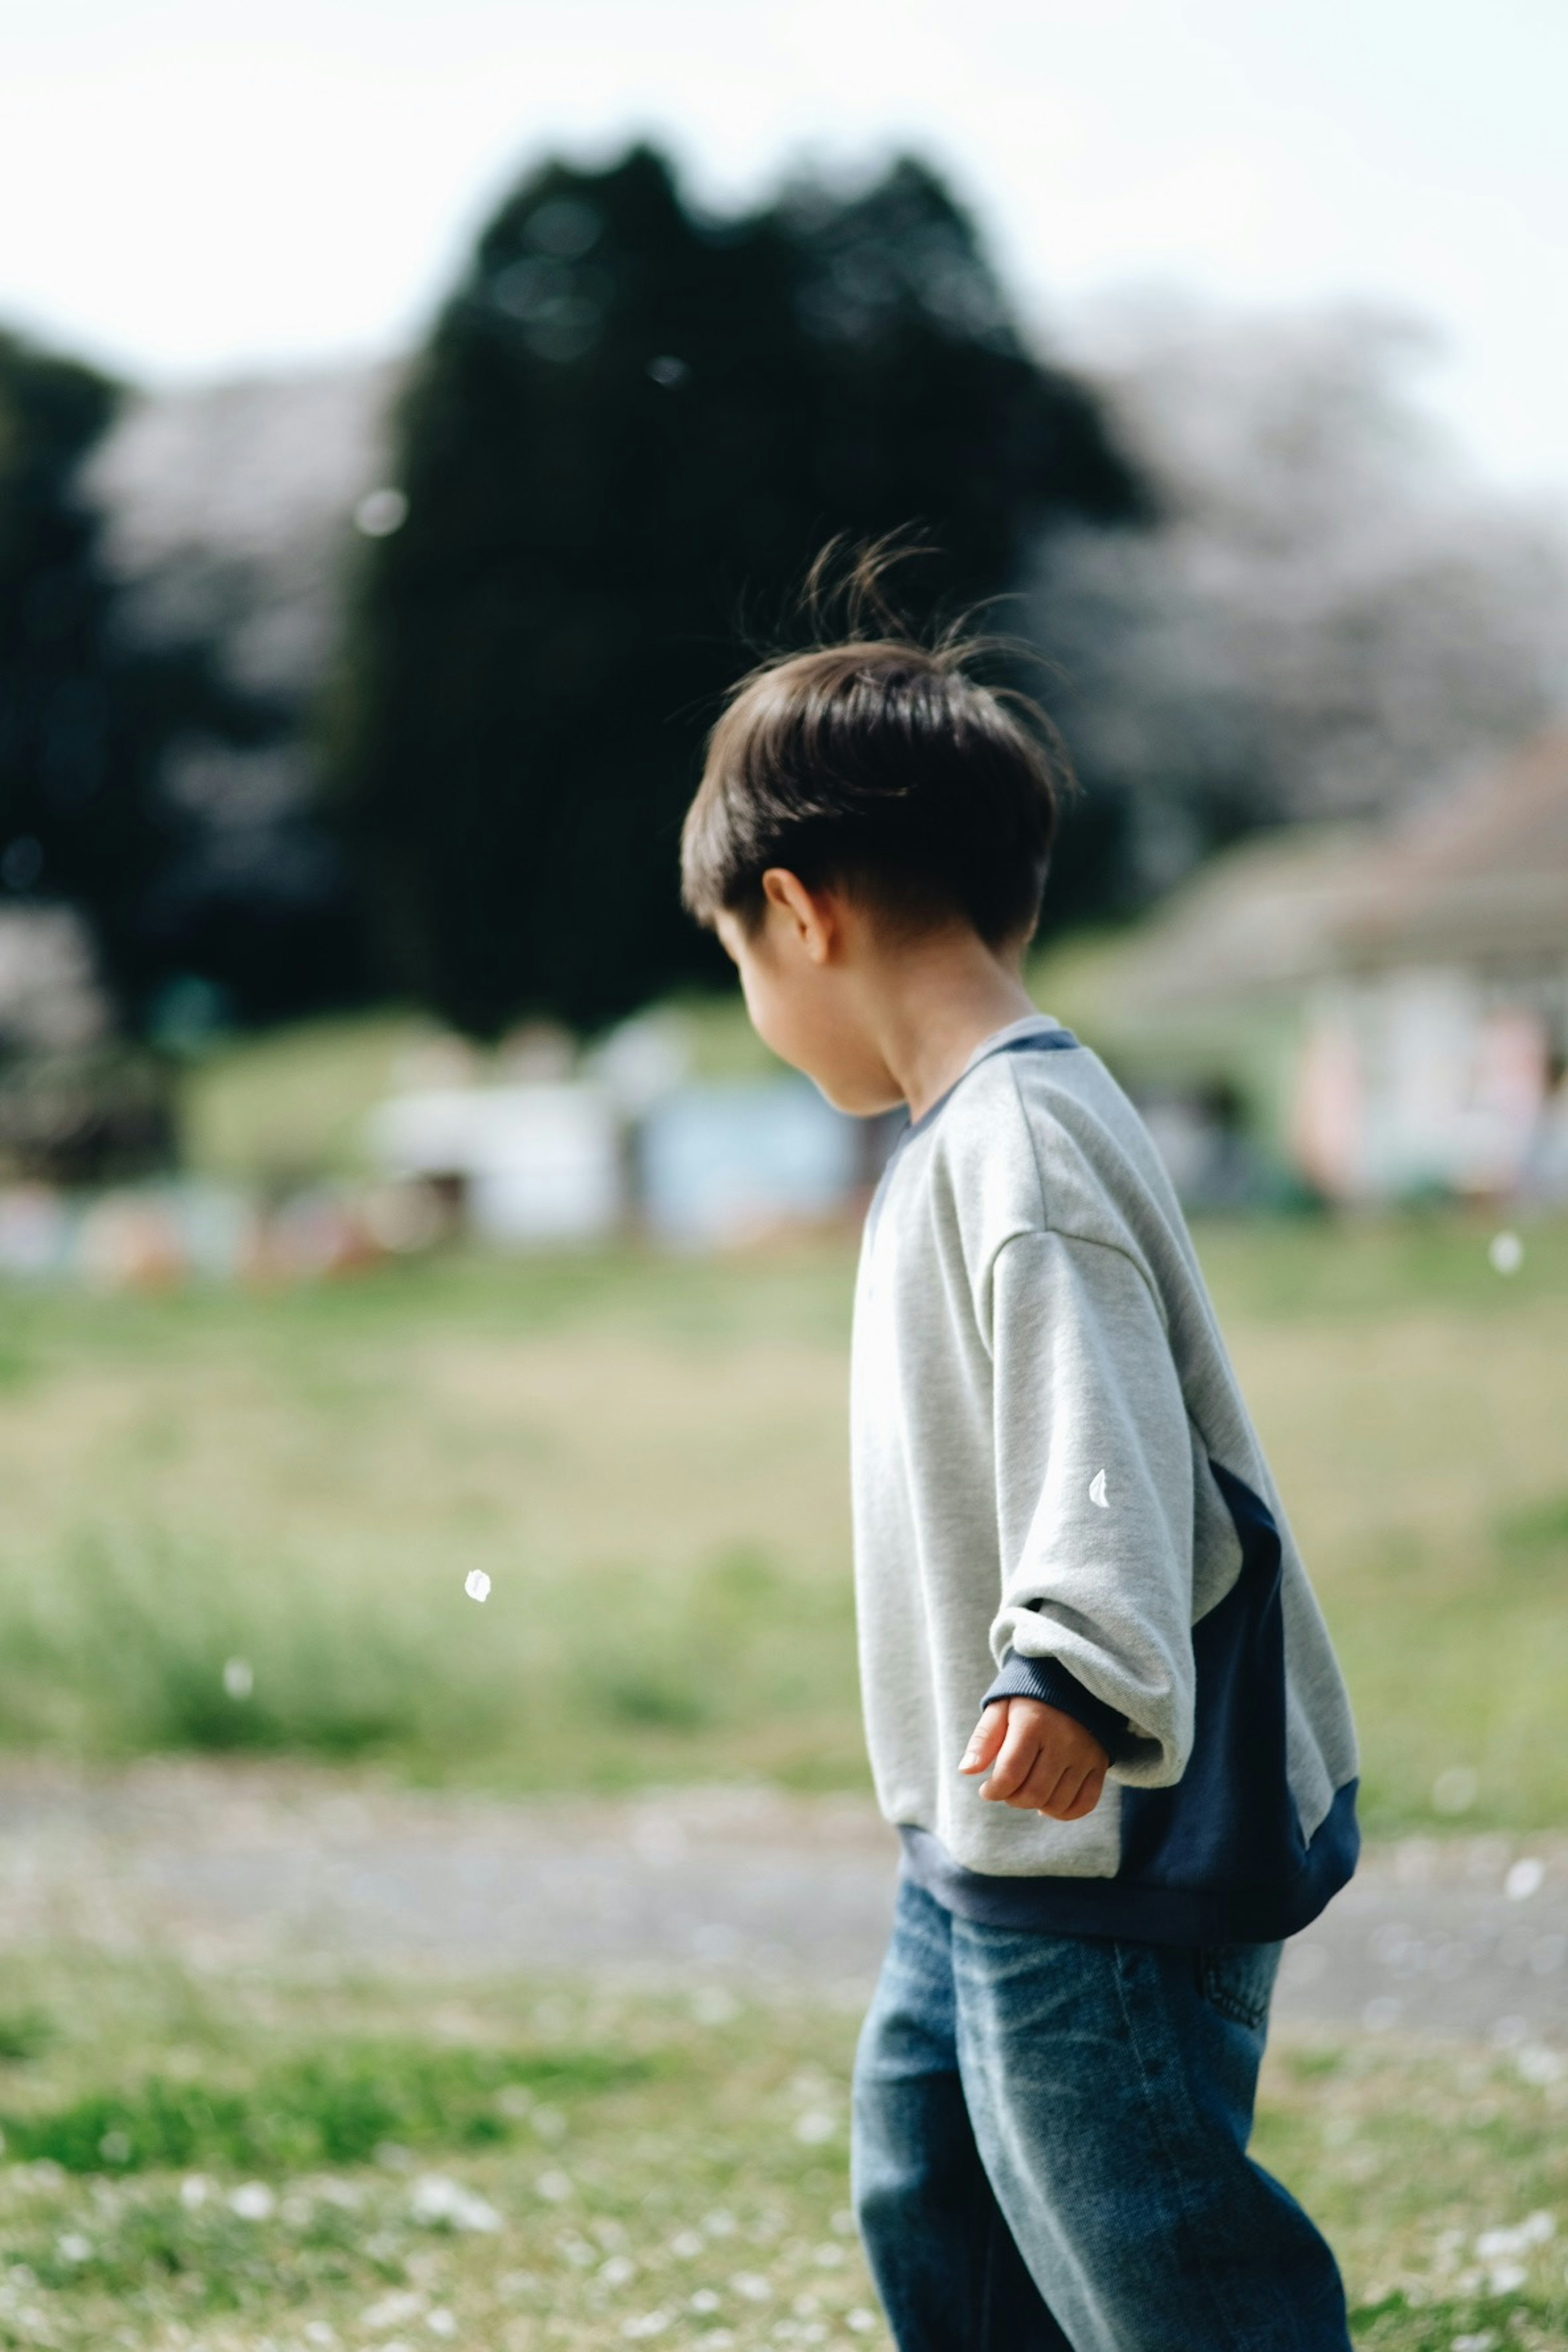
[[852, 1877, 1350, 2352]]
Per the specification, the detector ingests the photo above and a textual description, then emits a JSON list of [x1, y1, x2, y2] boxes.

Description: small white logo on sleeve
[[1089, 1468, 1109, 1508]]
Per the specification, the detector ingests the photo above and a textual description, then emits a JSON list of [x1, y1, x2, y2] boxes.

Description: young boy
[[681, 624, 1361, 2352]]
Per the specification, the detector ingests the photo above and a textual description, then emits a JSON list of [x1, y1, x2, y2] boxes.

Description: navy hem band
[[981, 1651, 1129, 1762], [898, 1779, 1360, 1946]]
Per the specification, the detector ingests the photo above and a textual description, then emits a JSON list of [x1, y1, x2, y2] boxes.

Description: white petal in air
[[1089, 1469, 1109, 1508], [464, 1570, 492, 1605]]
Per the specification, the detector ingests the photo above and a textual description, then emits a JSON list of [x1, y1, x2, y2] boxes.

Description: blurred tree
[[1030, 303, 1568, 911], [0, 332, 160, 993], [336, 147, 1145, 1036], [0, 330, 371, 1035]]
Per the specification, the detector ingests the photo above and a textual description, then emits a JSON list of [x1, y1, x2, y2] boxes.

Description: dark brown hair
[[680, 549, 1071, 947]]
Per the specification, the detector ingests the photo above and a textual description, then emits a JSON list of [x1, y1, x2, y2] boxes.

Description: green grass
[[0, 1215, 1566, 1823], [0, 1946, 1560, 2349], [175, 1011, 449, 1185]]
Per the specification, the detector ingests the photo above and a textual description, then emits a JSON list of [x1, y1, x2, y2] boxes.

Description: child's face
[[714, 882, 904, 1116]]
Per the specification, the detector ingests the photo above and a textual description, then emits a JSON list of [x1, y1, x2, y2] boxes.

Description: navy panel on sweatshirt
[[899, 1462, 1359, 1945]]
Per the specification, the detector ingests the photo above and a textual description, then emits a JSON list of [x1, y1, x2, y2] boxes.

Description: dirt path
[[2, 1763, 1564, 2052]]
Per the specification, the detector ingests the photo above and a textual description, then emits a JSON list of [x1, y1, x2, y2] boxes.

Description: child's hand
[[958, 1697, 1109, 1820]]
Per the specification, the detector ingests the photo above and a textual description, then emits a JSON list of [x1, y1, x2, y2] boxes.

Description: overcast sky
[[4, 0, 1564, 492]]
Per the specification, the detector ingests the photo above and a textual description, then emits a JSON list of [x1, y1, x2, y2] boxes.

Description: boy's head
[[681, 626, 1071, 1112]]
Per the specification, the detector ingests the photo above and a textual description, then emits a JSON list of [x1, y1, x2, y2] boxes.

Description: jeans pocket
[[1197, 1941, 1281, 2030]]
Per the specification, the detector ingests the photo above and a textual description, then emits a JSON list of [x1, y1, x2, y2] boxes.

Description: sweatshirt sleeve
[[985, 1228, 1196, 1788]]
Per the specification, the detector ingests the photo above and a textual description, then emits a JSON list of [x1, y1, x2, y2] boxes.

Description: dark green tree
[[337, 147, 1146, 1035], [0, 328, 369, 1034], [0, 333, 159, 982]]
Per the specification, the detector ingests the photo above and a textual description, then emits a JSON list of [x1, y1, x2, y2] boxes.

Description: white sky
[[3, 0, 1565, 491]]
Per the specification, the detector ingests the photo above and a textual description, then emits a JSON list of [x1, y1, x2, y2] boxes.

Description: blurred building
[[1087, 727, 1568, 1205], [368, 1081, 625, 1245], [365, 1069, 876, 1248]]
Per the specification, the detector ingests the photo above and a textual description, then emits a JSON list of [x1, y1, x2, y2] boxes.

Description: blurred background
[[0, 6, 1566, 2344], [2, 0, 1567, 1866]]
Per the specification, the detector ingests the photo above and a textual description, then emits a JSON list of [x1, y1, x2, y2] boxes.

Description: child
[[680, 598, 1361, 2352]]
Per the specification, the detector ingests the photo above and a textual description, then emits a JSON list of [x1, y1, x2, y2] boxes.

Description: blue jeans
[[852, 1878, 1350, 2352]]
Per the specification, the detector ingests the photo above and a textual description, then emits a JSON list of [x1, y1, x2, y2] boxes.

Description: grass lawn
[[0, 1213, 1565, 1829], [0, 1944, 1558, 2351], [0, 1212, 1564, 2343]]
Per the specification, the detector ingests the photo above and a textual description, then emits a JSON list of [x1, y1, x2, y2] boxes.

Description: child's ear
[[761, 869, 837, 965]]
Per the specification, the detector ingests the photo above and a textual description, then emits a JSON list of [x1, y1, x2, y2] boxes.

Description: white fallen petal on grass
[[362, 2290, 425, 2330], [410, 2174, 502, 2233], [535, 2169, 573, 2203], [463, 1569, 492, 1604], [1475, 2211, 1555, 2259], [222, 1655, 254, 1701], [793, 2109, 836, 2145], [54, 2234, 91, 2263], [426, 2314, 458, 2340], [1488, 1231, 1524, 1275], [1505, 1857, 1545, 1901], [227, 2181, 276, 2221], [621, 2315, 670, 2339], [730, 2272, 772, 2302]]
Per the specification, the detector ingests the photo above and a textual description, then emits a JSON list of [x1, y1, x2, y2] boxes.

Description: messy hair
[[680, 541, 1071, 947]]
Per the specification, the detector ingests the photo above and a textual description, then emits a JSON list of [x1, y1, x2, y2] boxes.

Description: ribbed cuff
[[981, 1650, 1128, 1762]]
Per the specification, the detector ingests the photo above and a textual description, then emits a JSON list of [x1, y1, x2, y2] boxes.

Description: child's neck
[[862, 931, 1038, 1124]]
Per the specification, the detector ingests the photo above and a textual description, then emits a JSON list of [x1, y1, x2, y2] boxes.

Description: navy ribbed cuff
[[981, 1650, 1128, 1761]]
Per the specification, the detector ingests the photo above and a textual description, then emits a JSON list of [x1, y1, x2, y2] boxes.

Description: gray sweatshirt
[[851, 1015, 1359, 1943]]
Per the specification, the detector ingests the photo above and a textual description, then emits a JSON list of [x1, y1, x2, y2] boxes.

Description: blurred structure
[[363, 1009, 880, 1249], [638, 1080, 865, 1246], [1080, 727, 1568, 1205], [368, 1080, 624, 1245]]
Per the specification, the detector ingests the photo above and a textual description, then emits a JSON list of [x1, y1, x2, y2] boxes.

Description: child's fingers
[[1041, 1767, 1106, 1822], [979, 1711, 1042, 1800], [958, 1704, 1009, 1776], [1002, 1752, 1077, 1813]]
